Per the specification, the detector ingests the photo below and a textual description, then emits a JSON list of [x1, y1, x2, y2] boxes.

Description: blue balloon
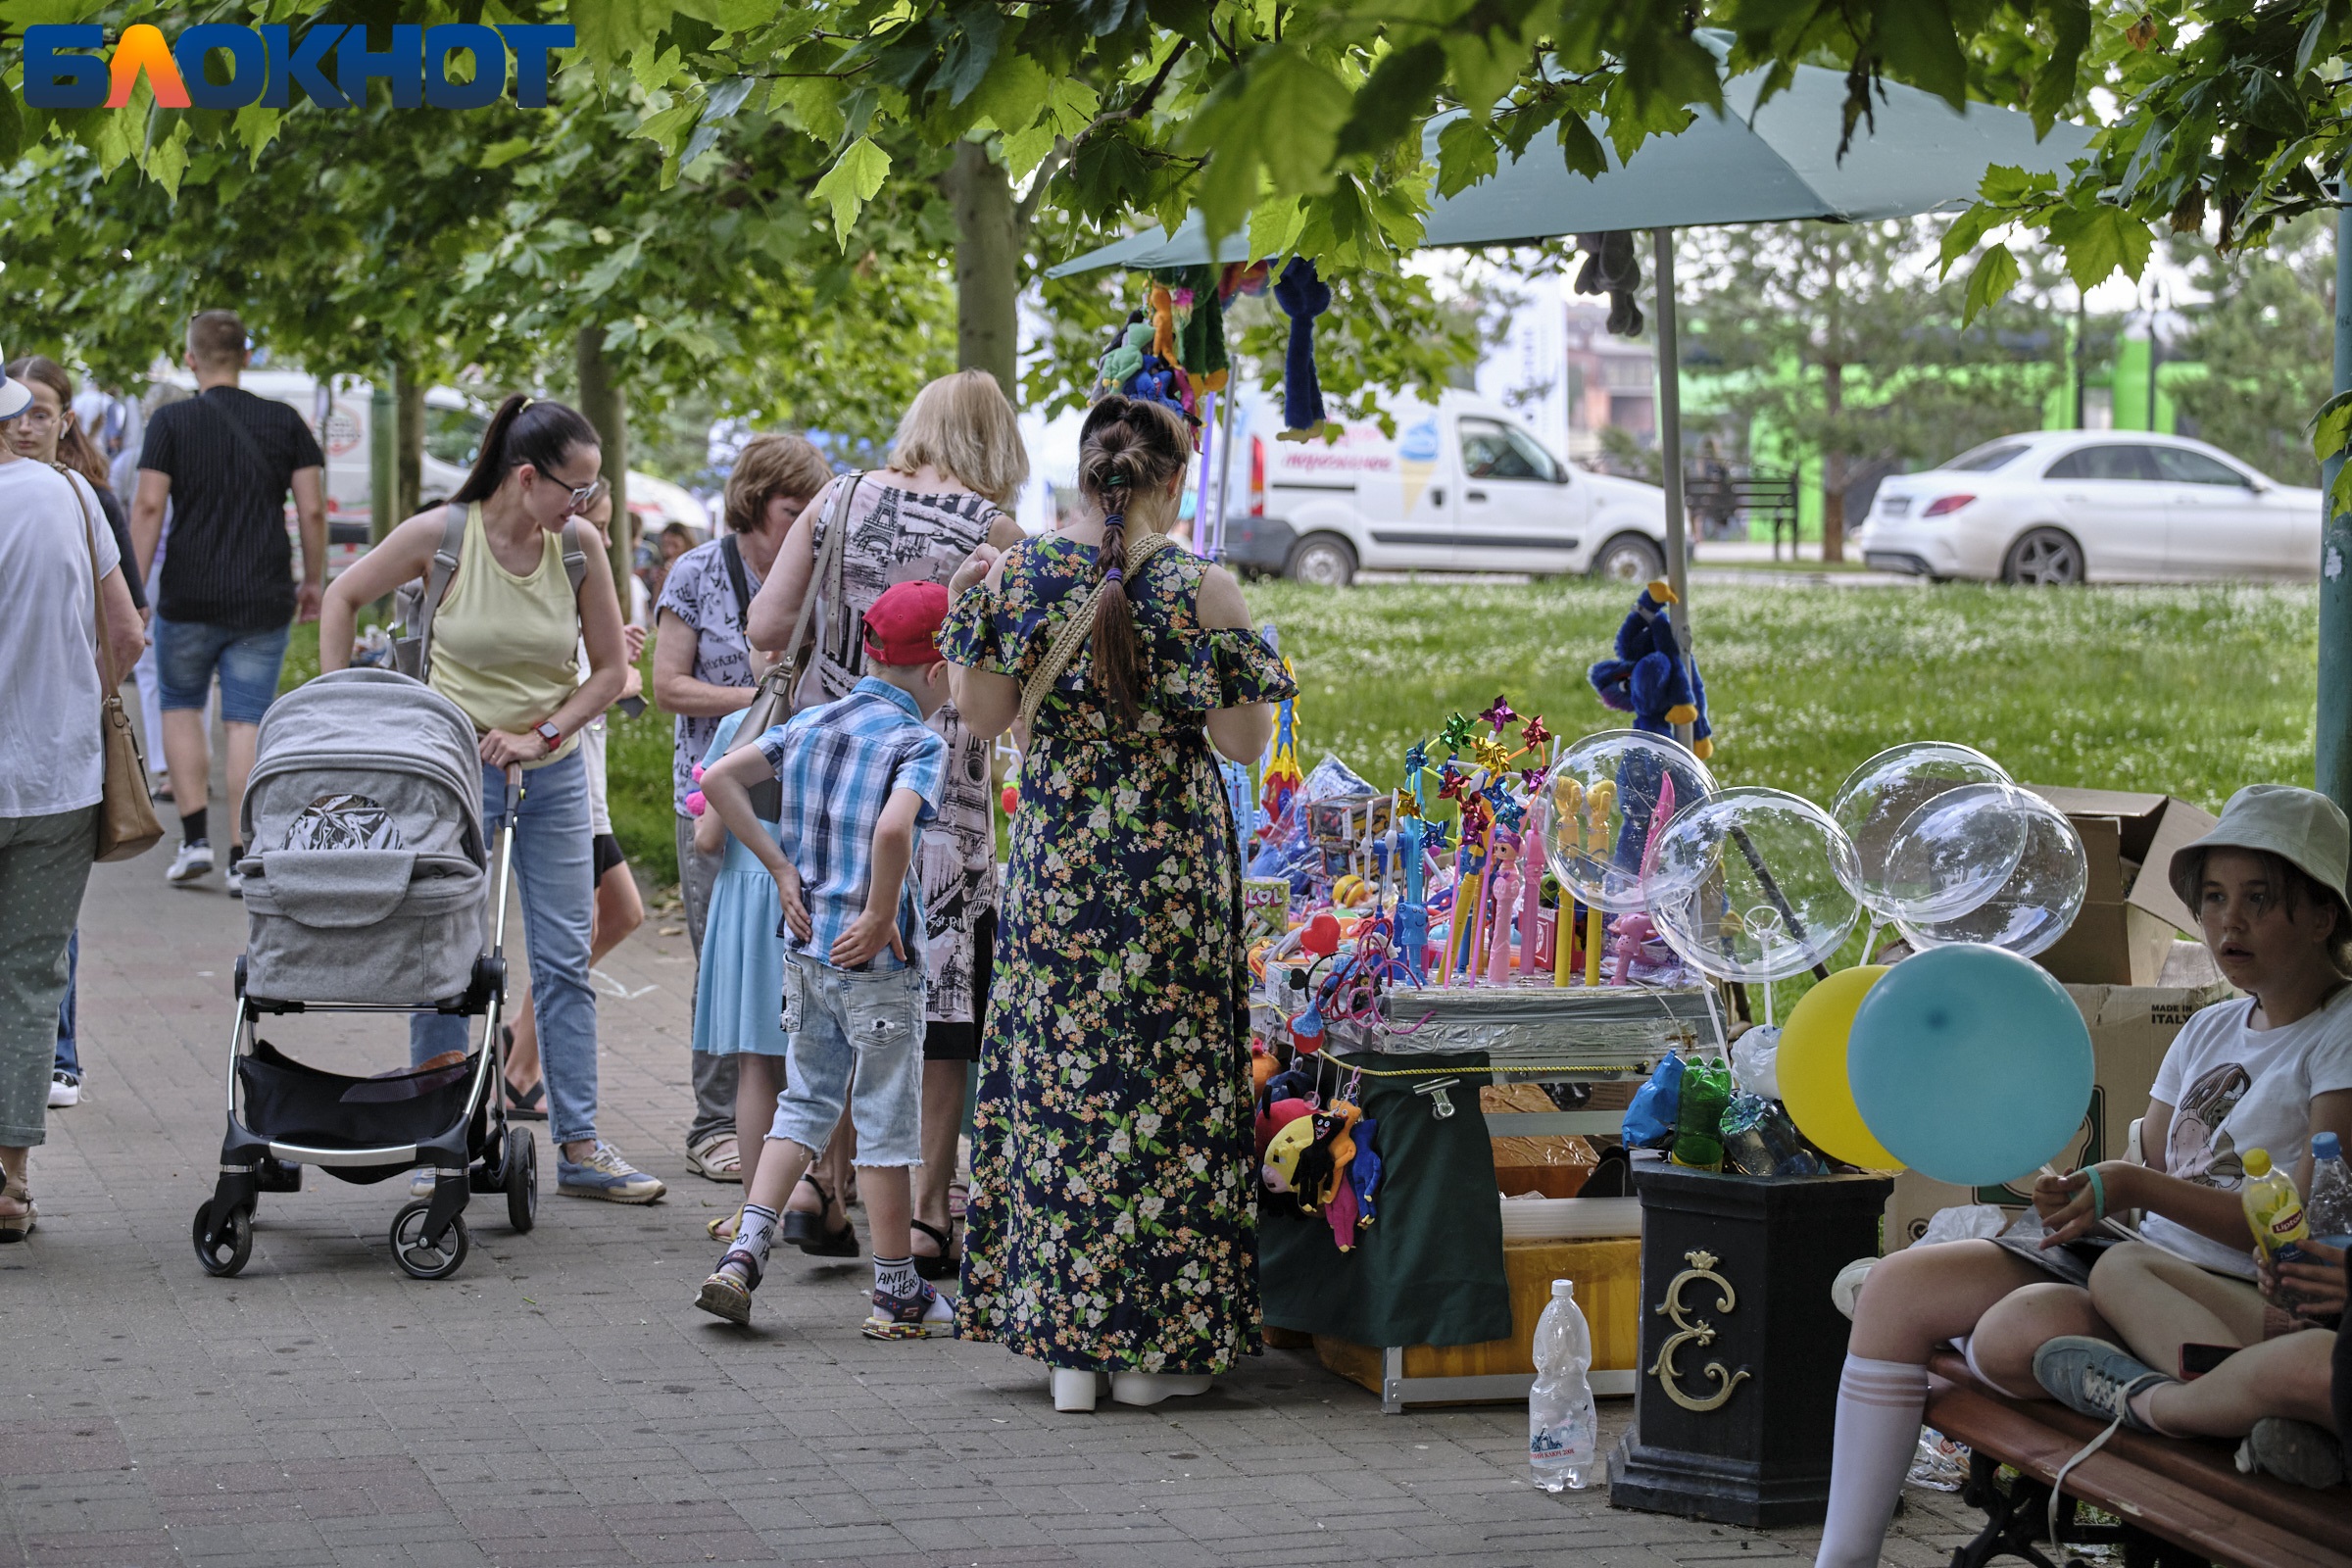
[[1847, 944, 2092, 1187]]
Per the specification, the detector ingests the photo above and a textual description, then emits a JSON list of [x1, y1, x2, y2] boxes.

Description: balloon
[[1832, 743, 2013, 918], [1891, 786, 2087, 958], [1847, 943, 2093, 1187], [1544, 729, 1717, 915], [1776, 965, 1901, 1170], [1647, 787, 1862, 983]]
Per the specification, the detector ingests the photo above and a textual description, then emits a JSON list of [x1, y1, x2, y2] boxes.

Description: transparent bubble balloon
[[1891, 785, 2087, 958], [1544, 730, 1718, 915], [1831, 743, 2014, 919], [1882, 782, 2034, 923], [1648, 788, 1863, 983]]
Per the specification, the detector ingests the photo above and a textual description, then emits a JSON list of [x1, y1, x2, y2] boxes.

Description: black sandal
[[780, 1173, 858, 1257], [501, 1027, 547, 1120], [910, 1218, 960, 1281]]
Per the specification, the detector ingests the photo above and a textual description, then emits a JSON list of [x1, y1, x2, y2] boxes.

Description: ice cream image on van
[[1399, 415, 1441, 513]]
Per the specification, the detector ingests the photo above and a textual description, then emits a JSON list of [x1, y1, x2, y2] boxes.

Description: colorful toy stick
[[1550, 774, 1583, 988], [1517, 808, 1544, 983], [1485, 837, 1521, 987], [1581, 779, 1616, 987]]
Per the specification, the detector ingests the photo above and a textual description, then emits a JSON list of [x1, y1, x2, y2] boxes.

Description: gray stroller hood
[[238, 669, 490, 1005]]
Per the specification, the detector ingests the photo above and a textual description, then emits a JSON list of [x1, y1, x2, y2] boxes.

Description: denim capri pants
[[768, 954, 925, 1167]]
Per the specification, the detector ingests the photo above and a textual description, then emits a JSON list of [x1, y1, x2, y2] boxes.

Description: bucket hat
[[0, 342, 31, 421], [2168, 784, 2351, 910]]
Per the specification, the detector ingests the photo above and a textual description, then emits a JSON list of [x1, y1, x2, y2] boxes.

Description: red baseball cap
[[861, 579, 952, 665]]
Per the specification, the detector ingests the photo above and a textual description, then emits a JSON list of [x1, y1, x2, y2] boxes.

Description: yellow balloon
[[1777, 964, 1904, 1171]]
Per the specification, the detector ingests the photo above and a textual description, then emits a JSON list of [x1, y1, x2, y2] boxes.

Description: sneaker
[[694, 1255, 760, 1325], [2237, 1417, 2346, 1490], [862, 1279, 956, 1341], [2033, 1336, 2171, 1433], [557, 1142, 666, 1204], [410, 1168, 436, 1200], [47, 1070, 80, 1109], [224, 862, 244, 899], [167, 841, 214, 886]]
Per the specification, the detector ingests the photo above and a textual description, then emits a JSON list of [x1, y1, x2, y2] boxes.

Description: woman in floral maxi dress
[[939, 397, 1294, 1411]]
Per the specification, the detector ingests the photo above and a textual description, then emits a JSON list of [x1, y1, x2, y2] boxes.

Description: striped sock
[[1814, 1354, 1930, 1568]]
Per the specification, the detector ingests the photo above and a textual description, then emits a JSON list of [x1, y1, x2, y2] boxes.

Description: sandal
[[780, 1173, 858, 1257], [707, 1205, 744, 1243], [910, 1217, 960, 1281], [685, 1132, 742, 1183], [949, 1179, 969, 1221], [0, 1176, 35, 1243], [505, 1079, 547, 1121]]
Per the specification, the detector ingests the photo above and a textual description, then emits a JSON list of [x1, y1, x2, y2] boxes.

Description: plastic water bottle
[[2306, 1132, 2352, 1250], [1529, 1279, 1597, 1492]]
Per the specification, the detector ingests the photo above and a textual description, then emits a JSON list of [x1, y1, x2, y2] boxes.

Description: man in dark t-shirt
[[129, 310, 326, 895]]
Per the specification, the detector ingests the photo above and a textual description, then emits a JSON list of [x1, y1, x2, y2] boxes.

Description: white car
[[1215, 387, 1673, 586], [1855, 430, 2323, 584]]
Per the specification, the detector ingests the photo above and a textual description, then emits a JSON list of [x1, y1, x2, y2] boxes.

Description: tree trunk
[[392, 361, 424, 523], [1820, 359, 1846, 564], [945, 140, 1020, 401], [575, 324, 630, 583]]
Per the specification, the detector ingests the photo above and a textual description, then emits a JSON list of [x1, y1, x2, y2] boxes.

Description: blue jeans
[[152, 616, 292, 726], [412, 753, 598, 1147], [769, 954, 926, 1167], [54, 931, 77, 1077]]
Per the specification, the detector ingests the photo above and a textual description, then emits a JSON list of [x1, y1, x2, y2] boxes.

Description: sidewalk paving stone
[[0, 844, 1984, 1566]]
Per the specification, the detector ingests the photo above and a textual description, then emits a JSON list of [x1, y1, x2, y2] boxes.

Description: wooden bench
[[1924, 1348, 2351, 1568]]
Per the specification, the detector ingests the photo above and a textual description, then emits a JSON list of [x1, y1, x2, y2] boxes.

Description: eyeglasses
[[15, 408, 61, 428]]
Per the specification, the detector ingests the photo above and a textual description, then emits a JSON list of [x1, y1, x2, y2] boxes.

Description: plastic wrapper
[[1730, 1024, 1782, 1100], [1907, 1427, 1970, 1493]]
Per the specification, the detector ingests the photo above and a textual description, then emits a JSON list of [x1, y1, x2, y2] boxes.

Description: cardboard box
[[1885, 977, 2235, 1245], [2023, 786, 2218, 987]]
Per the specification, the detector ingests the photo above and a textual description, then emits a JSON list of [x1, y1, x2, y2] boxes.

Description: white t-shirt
[[0, 461, 119, 817], [2141, 984, 2352, 1276]]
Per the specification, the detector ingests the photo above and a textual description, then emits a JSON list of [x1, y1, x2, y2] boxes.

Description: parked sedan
[[1854, 431, 2323, 584]]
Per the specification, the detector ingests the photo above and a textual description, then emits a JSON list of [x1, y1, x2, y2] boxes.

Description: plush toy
[[1261, 1114, 1317, 1193], [1272, 257, 1332, 438], [1149, 282, 1178, 364], [1589, 578, 1713, 760], [1093, 312, 1151, 400]]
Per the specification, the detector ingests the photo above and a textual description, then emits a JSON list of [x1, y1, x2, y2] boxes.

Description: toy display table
[[1261, 984, 1718, 1412]]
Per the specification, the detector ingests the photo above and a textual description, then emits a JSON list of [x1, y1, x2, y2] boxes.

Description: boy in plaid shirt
[[693, 580, 955, 1337]]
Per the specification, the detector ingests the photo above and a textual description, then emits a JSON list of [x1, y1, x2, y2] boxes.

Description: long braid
[[1076, 397, 1188, 722]]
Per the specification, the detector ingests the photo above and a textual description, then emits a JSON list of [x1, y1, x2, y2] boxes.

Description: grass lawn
[[284, 579, 2318, 899]]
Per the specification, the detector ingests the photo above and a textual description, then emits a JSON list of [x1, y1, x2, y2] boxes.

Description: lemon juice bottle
[[2240, 1147, 2310, 1264]]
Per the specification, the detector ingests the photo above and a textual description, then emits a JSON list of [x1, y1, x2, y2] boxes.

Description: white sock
[[724, 1203, 781, 1279], [1814, 1353, 1930, 1568], [873, 1255, 920, 1299]]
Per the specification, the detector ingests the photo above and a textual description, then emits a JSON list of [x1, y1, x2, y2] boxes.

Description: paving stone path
[[3, 841, 1980, 1566]]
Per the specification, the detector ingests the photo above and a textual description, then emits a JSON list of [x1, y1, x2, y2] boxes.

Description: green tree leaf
[[1961, 240, 2020, 324], [572, 0, 676, 71], [1186, 44, 1350, 242], [1434, 116, 1498, 199], [811, 134, 891, 245], [2047, 201, 2152, 291]]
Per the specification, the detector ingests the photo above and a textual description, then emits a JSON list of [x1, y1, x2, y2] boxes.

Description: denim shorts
[[768, 954, 925, 1167], [153, 616, 291, 725]]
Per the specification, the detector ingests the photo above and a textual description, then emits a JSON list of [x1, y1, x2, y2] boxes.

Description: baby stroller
[[192, 668, 536, 1281]]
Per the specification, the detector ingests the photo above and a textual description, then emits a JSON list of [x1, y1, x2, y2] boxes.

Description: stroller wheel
[[191, 1200, 252, 1278], [506, 1127, 538, 1234], [389, 1201, 469, 1280]]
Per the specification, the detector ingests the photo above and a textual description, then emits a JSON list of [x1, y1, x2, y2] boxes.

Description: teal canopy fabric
[[1045, 64, 2090, 276]]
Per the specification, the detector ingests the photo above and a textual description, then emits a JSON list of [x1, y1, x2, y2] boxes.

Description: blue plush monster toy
[[1589, 579, 1713, 760]]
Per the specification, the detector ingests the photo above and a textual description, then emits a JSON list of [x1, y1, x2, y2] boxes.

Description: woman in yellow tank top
[[321, 396, 662, 1204]]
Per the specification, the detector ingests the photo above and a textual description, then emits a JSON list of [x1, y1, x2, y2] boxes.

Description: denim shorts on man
[[154, 615, 292, 725], [768, 954, 926, 1167]]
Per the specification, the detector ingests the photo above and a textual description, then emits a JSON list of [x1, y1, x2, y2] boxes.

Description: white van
[[1211, 387, 1672, 587]]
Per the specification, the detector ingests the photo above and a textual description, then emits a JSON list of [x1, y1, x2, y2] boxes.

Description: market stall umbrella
[[1049, 63, 2090, 677]]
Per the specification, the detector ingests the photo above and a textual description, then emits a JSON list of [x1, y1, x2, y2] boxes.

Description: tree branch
[[1011, 39, 1193, 230]]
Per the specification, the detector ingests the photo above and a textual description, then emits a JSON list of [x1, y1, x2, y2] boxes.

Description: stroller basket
[[239, 1038, 482, 1152]]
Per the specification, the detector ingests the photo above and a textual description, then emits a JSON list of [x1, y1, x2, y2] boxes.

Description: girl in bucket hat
[[1817, 786, 2352, 1565]]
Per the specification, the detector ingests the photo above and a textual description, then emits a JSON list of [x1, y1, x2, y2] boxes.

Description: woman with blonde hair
[[745, 371, 1026, 1272]]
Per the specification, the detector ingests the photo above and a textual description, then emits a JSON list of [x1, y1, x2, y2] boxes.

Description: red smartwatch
[[533, 720, 564, 751]]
